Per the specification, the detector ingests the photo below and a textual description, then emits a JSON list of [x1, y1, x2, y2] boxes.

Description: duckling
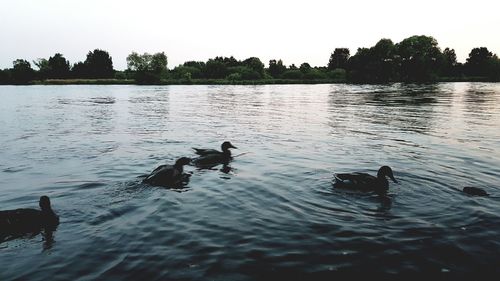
[[142, 157, 191, 187], [333, 166, 398, 193], [192, 141, 237, 166], [0, 196, 59, 235]]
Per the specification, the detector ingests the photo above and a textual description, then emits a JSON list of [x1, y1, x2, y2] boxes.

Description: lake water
[[1, 83, 499, 279]]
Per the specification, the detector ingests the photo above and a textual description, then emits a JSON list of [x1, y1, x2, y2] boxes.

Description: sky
[[1, 0, 499, 70]]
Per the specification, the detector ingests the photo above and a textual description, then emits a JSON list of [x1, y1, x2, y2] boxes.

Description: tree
[[303, 68, 327, 80], [181, 61, 205, 79], [282, 69, 303, 79], [33, 58, 50, 80], [84, 49, 114, 78], [150, 52, 168, 74], [299, 63, 311, 73], [328, 48, 350, 70], [395, 35, 443, 81], [170, 65, 202, 80], [126, 51, 168, 83], [466, 47, 493, 77], [71, 61, 88, 78], [347, 39, 397, 83], [242, 57, 264, 77], [0, 69, 11, 84], [47, 53, 70, 79], [268, 59, 286, 78], [11, 59, 35, 84], [442, 48, 458, 76], [204, 58, 229, 79], [227, 66, 261, 80]]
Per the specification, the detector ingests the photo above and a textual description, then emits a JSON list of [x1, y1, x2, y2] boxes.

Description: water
[[0, 83, 499, 279]]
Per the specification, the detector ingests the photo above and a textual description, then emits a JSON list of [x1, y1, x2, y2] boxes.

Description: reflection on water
[[0, 83, 500, 279]]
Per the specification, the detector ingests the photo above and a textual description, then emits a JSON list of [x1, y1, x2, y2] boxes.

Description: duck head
[[377, 166, 397, 183], [175, 157, 192, 168], [39, 196, 52, 212], [221, 141, 237, 152]]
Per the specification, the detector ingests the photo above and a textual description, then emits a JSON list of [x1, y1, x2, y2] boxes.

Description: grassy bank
[[9, 76, 499, 86]]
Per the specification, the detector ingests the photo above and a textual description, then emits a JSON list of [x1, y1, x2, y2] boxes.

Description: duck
[[192, 141, 237, 166], [463, 186, 488, 196], [0, 196, 59, 235], [333, 166, 398, 193], [193, 141, 237, 157], [142, 157, 191, 187]]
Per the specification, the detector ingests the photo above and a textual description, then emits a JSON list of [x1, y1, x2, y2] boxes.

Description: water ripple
[[1, 83, 500, 279]]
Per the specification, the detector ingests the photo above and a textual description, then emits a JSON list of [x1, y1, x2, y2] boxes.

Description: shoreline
[[0, 77, 498, 86]]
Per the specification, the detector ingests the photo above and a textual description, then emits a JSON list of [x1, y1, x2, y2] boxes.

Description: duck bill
[[390, 175, 398, 183], [229, 144, 237, 149]]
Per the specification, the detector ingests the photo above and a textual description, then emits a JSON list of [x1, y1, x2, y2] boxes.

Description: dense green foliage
[[328, 48, 350, 70], [72, 49, 114, 79], [126, 52, 168, 83], [47, 53, 71, 79], [11, 59, 35, 84], [1, 35, 500, 85]]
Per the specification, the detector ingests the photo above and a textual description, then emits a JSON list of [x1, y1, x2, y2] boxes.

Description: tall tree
[[0, 69, 9, 84], [33, 58, 50, 80], [242, 57, 264, 77], [204, 58, 228, 79], [347, 39, 397, 82], [126, 51, 168, 83], [47, 53, 70, 79], [442, 48, 458, 76], [299, 62, 311, 73], [84, 49, 114, 78], [11, 59, 35, 84], [466, 47, 493, 76], [396, 35, 443, 81], [268, 59, 286, 78], [328, 48, 350, 70]]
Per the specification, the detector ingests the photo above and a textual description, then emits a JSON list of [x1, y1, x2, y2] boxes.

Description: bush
[[282, 70, 303, 79], [226, 73, 242, 81], [328, 68, 346, 80], [303, 69, 327, 80]]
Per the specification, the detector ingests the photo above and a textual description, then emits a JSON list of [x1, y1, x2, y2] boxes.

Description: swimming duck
[[333, 166, 398, 193], [193, 141, 237, 157], [143, 157, 191, 187], [463, 186, 488, 196], [0, 196, 59, 235], [192, 141, 237, 166]]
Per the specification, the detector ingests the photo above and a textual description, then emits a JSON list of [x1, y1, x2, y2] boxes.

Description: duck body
[[192, 141, 237, 166], [333, 166, 397, 193], [463, 186, 488, 196], [143, 157, 191, 187], [0, 196, 59, 236], [193, 148, 221, 156]]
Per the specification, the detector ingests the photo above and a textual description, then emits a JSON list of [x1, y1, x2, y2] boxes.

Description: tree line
[[1, 35, 499, 85]]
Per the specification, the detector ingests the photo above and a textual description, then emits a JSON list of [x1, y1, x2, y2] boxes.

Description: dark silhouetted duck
[[463, 186, 488, 196], [193, 141, 237, 157], [143, 157, 191, 187], [333, 166, 398, 193], [192, 141, 237, 166], [0, 196, 59, 235]]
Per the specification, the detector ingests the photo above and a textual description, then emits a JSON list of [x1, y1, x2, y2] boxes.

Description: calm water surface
[[1, 83, 499, 279]]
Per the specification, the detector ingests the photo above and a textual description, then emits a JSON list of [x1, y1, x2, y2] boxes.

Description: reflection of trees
[[205, 85, 267, 134], [127, 88, 170, 136], [327, 84, 452, 135], [463, 83, 497, 127], [84, 96, 117, 135], [463, 83, 499, 115]]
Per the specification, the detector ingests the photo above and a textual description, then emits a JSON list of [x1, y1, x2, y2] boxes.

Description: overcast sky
[[1, 0, 499, 70]]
